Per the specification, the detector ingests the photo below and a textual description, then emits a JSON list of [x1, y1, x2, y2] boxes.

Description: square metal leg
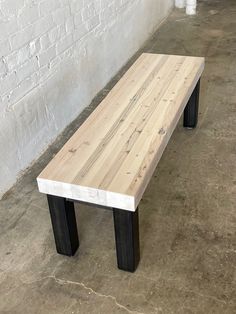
[[47, 195, 79, 256], [113, 207, 140, 272], [184, 79, 201, 128]]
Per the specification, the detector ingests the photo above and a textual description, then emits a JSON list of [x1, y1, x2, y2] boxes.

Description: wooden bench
[[37, 53, 205, 272]]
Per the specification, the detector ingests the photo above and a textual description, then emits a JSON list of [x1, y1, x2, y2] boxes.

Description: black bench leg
[[47, 195, 79, 256], [184, 79, 201, 128], [113, 207, 140, 272]]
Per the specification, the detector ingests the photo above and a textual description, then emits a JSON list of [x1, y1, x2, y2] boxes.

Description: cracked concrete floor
[[1, 0, 236, 313]]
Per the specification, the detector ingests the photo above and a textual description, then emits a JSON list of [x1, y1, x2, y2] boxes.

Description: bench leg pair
[[47, 195, 140, 272]]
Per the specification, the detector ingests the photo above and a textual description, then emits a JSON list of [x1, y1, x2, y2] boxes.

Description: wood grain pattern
[[37, 53, 205, 211]]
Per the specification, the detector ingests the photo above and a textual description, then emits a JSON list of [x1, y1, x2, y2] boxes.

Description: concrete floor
[[1, 0, 236, 313]]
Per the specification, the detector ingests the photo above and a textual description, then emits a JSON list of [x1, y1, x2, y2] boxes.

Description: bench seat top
[[37, 53, 204, 211]]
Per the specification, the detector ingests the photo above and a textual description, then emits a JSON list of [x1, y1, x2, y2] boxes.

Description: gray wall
[[0, 0, 174, 198]]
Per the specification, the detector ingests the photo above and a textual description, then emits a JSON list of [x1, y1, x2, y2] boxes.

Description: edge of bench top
[[37, 178, 136, 210], [37, 53, 205, 212]]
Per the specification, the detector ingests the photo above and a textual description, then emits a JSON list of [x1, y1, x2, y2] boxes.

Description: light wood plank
[[37, 53, 205, 211]]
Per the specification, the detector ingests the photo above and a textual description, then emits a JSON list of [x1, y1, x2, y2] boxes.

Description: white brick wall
[[0, 0, 174, 198]]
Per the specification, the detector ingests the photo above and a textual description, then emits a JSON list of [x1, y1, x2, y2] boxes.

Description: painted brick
[[48, 27, 61, 44], [18, 45, 31, 65], [70, 0, 84, 13], [38, 45, 56, 67], [39, 0, 58, 17], [6, 51, 18, 72], [29, 39, 41, 57], [40, 33, 51, 50], [74, 12, 83, 26], [0, 58, 8, 78], [56, 34, 73, 54], [34, 16, 54, 38], [7, 75, 37, 105], [65, 17, 75, 33], [0, 19, 18, 41], [0, 71, 18, 96], [0, 39, 11, 57], [82, 4, 97, 21], [58, 24, 67, 37], [86, 15, 100, 31], [53, 7, 70, 25], [73, 24, 88, 41], [1, 0, 25, 17], [10, 25, 35, 51], [18, 4, 40, 29], [16, 57, 39, 82]]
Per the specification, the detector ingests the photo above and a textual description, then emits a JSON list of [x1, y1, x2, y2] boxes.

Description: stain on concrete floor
[[0, 0, 236, 313]]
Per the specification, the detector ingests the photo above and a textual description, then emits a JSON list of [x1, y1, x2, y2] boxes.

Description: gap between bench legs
[[184, 79, 201, 128], [113, 207, 140, 272], [47, 195, 79, 256]]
